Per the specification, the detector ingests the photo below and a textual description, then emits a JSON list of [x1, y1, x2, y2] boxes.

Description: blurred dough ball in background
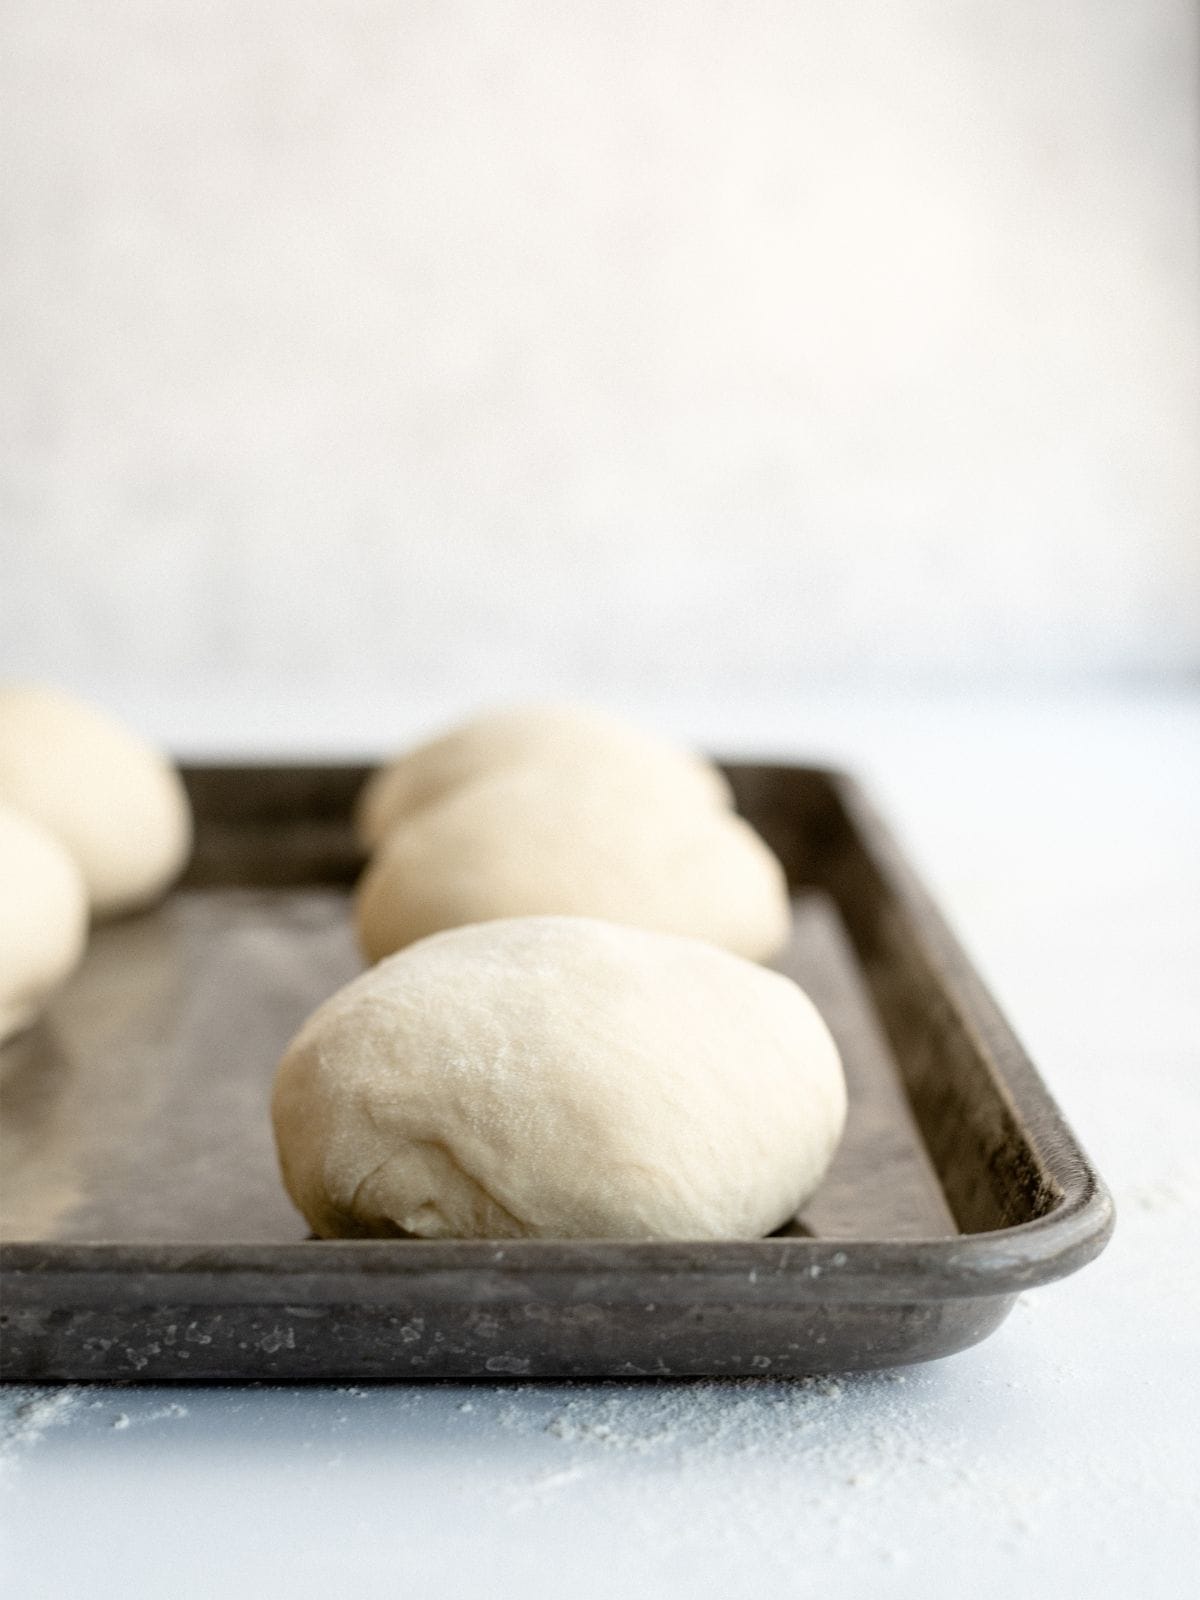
[[355, 703, 733, 849], [356, 759, 791, 964], [0, 803, 88, 1043], [0, 684, 192, 918]]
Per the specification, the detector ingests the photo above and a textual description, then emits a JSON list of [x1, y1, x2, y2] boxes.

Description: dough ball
[[355, 762, 791, 964], [0, 803, 89, 1043], [355, 703, 731, 848], [0, 684, 192, 917], [272, 916, 846, 1241]]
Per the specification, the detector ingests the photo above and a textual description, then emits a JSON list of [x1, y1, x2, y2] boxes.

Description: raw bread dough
[[355, 703, 732, 848], [0, 684, 192, 917], [0, 803, 89, 1043], [272, 916, 846, 1241], [355, 760, 791, 963]]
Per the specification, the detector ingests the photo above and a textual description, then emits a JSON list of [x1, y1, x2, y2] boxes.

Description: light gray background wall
[[2, 1, 1198, 716]]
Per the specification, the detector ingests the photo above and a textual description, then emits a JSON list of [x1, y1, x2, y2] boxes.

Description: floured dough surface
[[0, 684, 192, 917], [0, 803, 88, 1043], [272, 916, 846, 1241], [355, 760, 791, 963], [355, 703, 732, 848]]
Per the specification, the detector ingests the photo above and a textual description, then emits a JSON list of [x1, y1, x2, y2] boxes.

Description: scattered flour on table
[[0, 1387, 192, 1470], [482, 1371, 1052, 1563], [1125, 1177, 1198, 1214], [495, 1375, 858, 1462], [0, 1387, 88, 1469], [117, 1402, 190, 1426]]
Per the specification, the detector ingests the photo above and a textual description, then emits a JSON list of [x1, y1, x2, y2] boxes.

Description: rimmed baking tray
[[0, 763, 1113, 1381]]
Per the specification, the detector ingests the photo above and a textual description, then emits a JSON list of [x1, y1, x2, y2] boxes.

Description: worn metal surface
[[0, 763, 1112, 1381]]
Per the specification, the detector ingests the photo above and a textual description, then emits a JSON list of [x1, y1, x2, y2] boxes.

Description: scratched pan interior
[[0, 764, 1113, 1382]]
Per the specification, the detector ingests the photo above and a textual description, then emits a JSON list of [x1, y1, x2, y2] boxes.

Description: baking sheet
[[0, 762, 1111, 1381]]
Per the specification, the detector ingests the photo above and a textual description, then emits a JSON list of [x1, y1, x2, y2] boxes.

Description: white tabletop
[[3, 688, 1198, 1599]]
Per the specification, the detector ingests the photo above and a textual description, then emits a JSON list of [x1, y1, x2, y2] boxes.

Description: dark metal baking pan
[[0, 762, 1113, 1381]]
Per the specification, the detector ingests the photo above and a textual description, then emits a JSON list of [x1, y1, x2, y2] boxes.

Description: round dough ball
[[0, 684, 192, 918], [355, 703, 732, 848], [272, 916, 846, 1241], [0, 803, 89, 1043], [355, 762, 791, 964]]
